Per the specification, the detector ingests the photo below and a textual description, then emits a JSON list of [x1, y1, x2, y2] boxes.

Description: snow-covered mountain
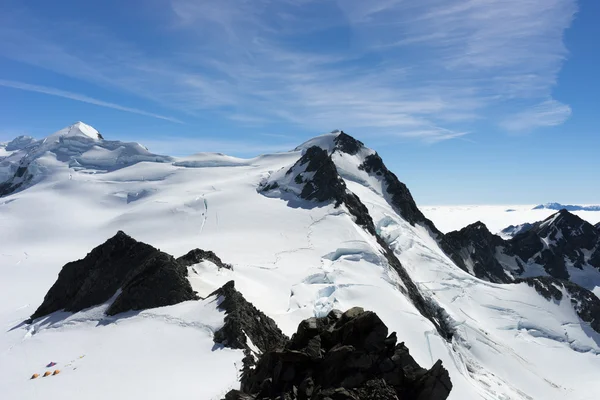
[[445, 210, 600, 288], [533, 202, 600, 212], [0, 122, 171, 196], [1, 124, 599, 400]]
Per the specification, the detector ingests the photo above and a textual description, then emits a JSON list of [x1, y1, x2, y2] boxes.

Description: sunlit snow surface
[[1, 136, 599, 399]]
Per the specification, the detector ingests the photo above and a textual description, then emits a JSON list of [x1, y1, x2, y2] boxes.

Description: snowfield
[[1, 124, 599, 399]]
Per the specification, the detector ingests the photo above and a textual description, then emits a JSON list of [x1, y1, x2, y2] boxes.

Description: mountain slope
[[0, 121, 171, 197], [1, 124, 599, 400]]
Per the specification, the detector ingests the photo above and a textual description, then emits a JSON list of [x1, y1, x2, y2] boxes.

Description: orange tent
[[43, 371, 52, 377], [53, 370, 60, 375], [31, 373, 39, 379]]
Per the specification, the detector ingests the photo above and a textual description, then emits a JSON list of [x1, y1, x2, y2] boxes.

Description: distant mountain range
[[532, 202, 600, 211]]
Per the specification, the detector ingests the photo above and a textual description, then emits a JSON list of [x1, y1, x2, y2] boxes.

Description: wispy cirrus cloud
[[501, 99, 572, 131], [0, 0, 578, 142], [0, 79, 183, 124]]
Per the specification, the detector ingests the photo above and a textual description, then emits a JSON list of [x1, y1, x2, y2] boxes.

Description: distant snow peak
[[533, 202, 600, 212], [48, 121, 103, 141]]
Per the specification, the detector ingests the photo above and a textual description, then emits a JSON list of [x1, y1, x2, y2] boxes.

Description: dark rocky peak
[[226, 307, 452, 400], [358, 152, 438, 233], [509, 210, 600, 279], [333, 131, 365, 155], [444, 222, 512, 283], [30, 231, 198, 320], [531, 209, 598, 245], [289, 146, 348, 205], [516, 276, 600, 334], [210, 281, 288, 353], [177, 248, 232, 270]]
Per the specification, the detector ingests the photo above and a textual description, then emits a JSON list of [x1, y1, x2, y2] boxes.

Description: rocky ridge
[[30, 231, 199, 320], [225, 307, 452, 400]]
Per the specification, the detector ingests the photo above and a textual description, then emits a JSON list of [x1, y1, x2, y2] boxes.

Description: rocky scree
[[225, 307, 452, 400], [30, 231, 199, 320]]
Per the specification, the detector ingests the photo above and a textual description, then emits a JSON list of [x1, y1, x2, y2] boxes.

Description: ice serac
[[30, 231, 198, 320], [226, 307, 452, 400], [5, 135, 37, 151], [210, 281, 288, 353], [0, 121, 172, 197], [261, 144, 453, 340], [444, 222, 512, 283]]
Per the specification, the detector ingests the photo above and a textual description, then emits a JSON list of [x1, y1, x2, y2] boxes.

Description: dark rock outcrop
[[288, 146, 348, 205], [333, 131, 364, 155], [226, 307, 452, 400], [595, 222, 600, 231], [516, 276, 600, 333], [177, 248, 232, 270], [30, 231, 198, 320], [210, 281, 288, 353], [358, 152, 437, 232], [444, 222, 512, 283]]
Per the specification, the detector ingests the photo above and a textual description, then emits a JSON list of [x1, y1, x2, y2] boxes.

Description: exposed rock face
[[444, 222, 512, 283], [511, 210, 600, 279], [333, 131, 364, 155], [446, 210, 600, 284], [358, 152, 437, 231], [30, 231, 198, 320], [211, 281, 288, 353], [177, 248, 232, 270], [225, 307, 452, 400], [0, 163, 33, 197], [595, 222, 600, 231], [289, 146, 348, 205], [516, 277, 600, 333]]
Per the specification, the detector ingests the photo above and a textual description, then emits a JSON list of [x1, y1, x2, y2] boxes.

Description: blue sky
[[0, 0, 598, 204]]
